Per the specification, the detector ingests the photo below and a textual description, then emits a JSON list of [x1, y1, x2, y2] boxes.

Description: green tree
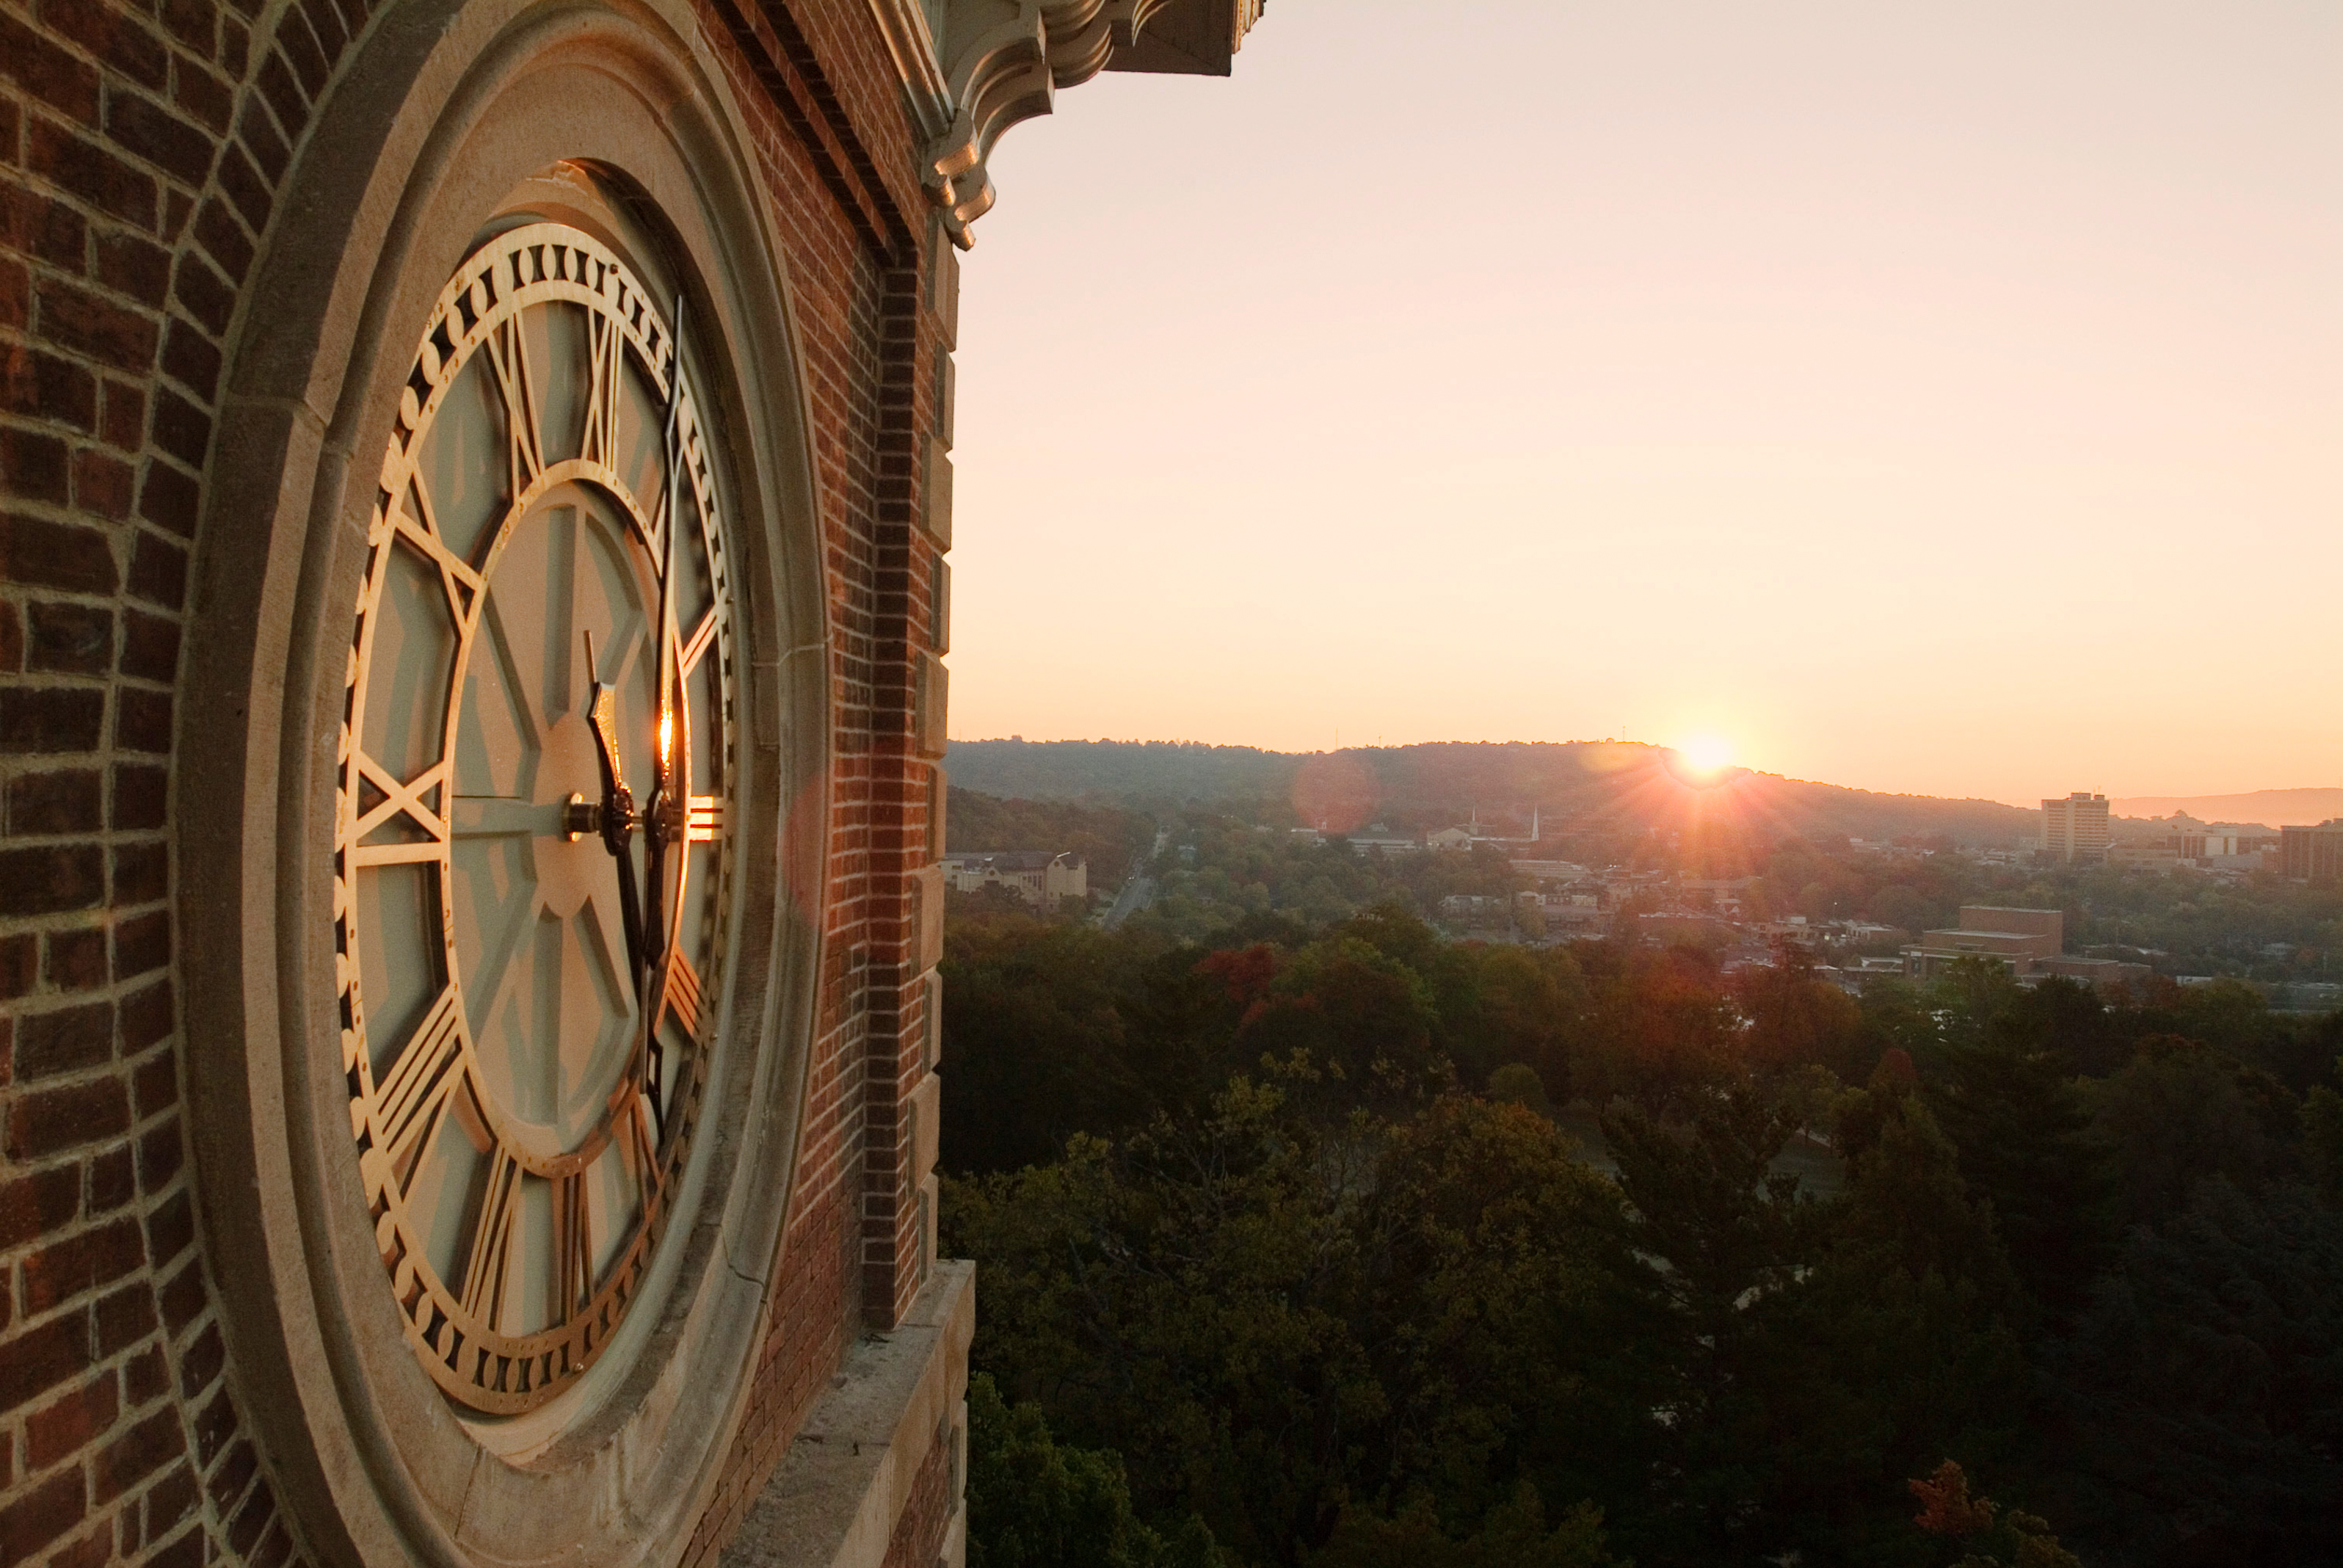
[[1596, 1089, 1820, 1562], [1238, 935, 1445, 1095], [941, 914, 1185, 1172], [1442, 943, 1588, 1093], [1353, 1099, 1647, 1526], [968, 1373, 1222, 1568], [2041, 1180, 2343, 1561], [1616, 1082, 2027, 1566], [1579, 946, 1739, 1118], [1853, 978, 1944, 1080], [1734, 1087, 2029, 1565], [1735, 956, 1865, 1079], [1926, 1026, 2111, 1313], [944, 1078, 1384, 1564], [1312, 1484, 1627, 1568], [2304, 1062, 2343, 1199], [2087, 1034, 2295, 1227], [1486, 1061, 1552, 1117]]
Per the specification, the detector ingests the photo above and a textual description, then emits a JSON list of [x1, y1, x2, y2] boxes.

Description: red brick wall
[[0, 1, 949, 1564]]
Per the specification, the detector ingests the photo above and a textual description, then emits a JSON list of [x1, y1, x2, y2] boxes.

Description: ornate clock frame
[[175, 4, 826, 1563]]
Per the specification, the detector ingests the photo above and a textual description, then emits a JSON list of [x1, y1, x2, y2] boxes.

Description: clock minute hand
[[634, 295, 690, 1139], [642, 294, 686, 986]]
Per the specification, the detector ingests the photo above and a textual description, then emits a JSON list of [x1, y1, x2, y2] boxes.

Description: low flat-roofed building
[[2037, 955, 2154, 989], [942, 850, 1089, 911], [1759, 917, 1828, 951], [1842, 955, 1911, 993], [2180, 830, 2278, 859], [1903, 905, 2064, 979], [1348, 834, 1423, 856], [1439, 893, 1511, 921], [2109, 840, 2184, 873], [1900, 907, 2151, 993]]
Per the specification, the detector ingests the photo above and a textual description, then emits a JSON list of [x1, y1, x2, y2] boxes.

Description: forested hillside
[[944, 738, 2041, 846], [942, 902, 2343, 1567], [944, 786, 1157, 886]]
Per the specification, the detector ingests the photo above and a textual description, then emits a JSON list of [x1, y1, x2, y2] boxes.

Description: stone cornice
[[890, 0, 1263, 247], [1107, 0, 1263, 76]]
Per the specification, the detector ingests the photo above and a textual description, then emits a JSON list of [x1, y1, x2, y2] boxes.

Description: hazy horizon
[[948, 1, 2340, 805], [943, 733, 2343, 814]]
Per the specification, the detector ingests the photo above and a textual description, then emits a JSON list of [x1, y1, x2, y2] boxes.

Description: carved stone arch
[[176, 1, 828, 1564]]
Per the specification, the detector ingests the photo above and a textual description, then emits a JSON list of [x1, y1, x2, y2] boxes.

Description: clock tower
[[0, 2, 1263, 1566]]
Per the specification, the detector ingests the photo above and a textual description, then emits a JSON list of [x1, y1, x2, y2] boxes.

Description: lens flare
[[1676, 734, 1733, 776]]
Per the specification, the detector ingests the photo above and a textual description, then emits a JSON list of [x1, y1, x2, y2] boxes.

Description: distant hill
[[942, 738, 2041, 847], [943, 788, 1155, 885], [2110, 788, 2343, 829]]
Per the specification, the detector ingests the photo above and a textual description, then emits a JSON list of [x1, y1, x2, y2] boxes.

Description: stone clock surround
[[175, 4, 826, 1560], [0, 1, 1261, 1565]]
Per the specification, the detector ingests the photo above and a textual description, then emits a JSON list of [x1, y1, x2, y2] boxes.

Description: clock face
[[336, 223, 735, 1415]]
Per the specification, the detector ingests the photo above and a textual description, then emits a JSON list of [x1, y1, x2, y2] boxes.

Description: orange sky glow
[[945, 0, 2342, 807]]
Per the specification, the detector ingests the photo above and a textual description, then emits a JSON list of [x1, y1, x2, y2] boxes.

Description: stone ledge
[[721, 1260, 976, 1568]]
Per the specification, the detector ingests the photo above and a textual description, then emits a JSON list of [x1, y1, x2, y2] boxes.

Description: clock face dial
[[337, 223, 735, 1415]]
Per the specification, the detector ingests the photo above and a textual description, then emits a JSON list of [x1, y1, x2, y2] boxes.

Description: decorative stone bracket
[[868, 0, 1266, 246]]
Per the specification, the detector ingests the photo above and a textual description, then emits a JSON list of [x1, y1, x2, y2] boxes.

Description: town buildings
[[1760, 915, 1909, 954], [2107, 839, 2185, 873], [0, 2, 1263, 1565], [1901, 907, 2149, 990], [2041, 791, 2111, 863], [1905, 906, 2063, 978], [2279, 821, 2343, 885], [2177, 828, 2278, 861], [2107, 824, 2282, 875], [942, 850, 1089, 911]]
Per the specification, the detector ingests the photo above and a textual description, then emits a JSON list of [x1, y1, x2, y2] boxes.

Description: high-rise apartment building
[[2280, 821, 2343, 884], [2041, 792, 2112, 862]]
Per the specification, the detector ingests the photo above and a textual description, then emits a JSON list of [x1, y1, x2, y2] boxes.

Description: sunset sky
[[945, 0, 2341, 807]]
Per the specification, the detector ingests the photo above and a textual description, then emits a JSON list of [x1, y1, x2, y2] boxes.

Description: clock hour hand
[[584, 632, 666, 1136], [581, 634, 646, 998]]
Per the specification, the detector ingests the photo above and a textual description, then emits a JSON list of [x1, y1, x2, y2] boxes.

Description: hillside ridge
[[2110, 787, 2343, 827], [943, 738, 2044, 846]]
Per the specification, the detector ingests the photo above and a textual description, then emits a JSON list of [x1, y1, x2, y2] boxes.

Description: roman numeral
[[460, 1143, 522, 1331], [624, 1089, 663, 1202], [484, 319, 544, 500], [372, 988, 465, 1188], [553, 1172, 593, 1319], [581, 313, 623, 469], [663, 954, 705, 1038], [645, 469, 675, 562], [391, 482, 485, 628], [679, 608, 716, 676], [349, 749, 449, 865], [684, 796, 724, 843]]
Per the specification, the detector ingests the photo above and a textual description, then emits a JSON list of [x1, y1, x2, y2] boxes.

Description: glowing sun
[[1674, 734, 1734, 776]]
